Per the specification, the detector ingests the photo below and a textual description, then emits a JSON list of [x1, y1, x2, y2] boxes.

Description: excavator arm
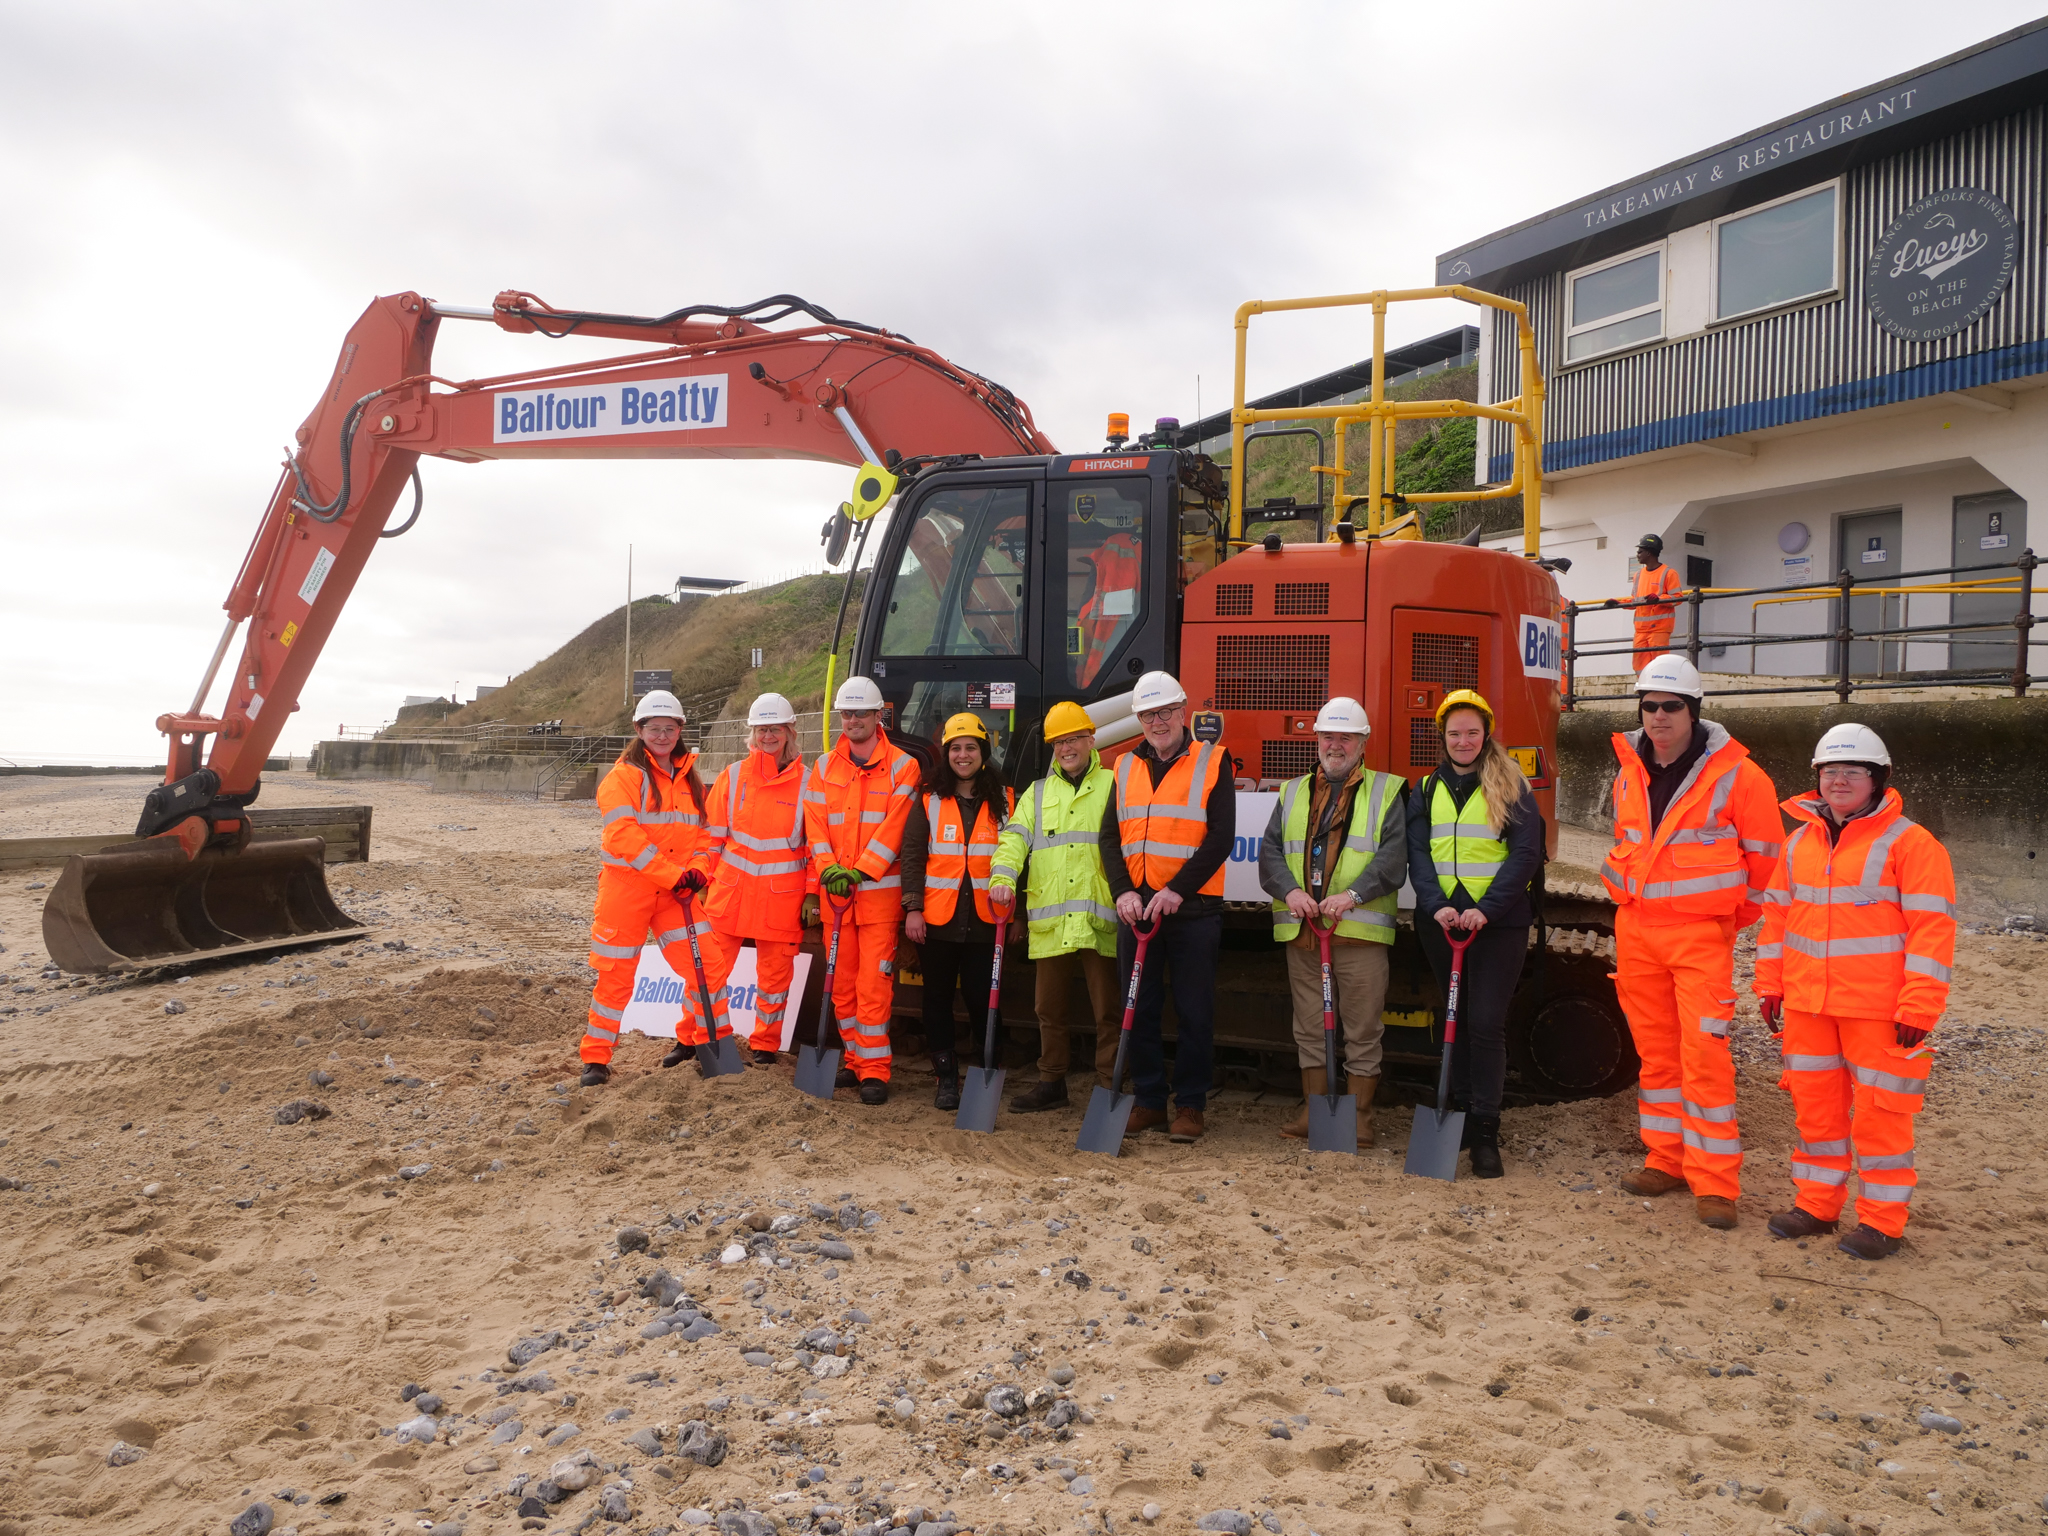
[[47, 289, 1055, 972]]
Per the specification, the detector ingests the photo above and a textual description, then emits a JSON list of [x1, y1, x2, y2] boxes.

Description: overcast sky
[[2, 1, 2040, 766]]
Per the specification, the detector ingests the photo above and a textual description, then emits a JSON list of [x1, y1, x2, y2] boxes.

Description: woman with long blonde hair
[[1405, 689, 1543, 1178]]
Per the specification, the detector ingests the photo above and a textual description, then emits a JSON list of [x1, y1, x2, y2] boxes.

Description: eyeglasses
[[1639, 699, 1689, 715], [1136, 705, 1179, 725], [1817, 765, 1873, 782]]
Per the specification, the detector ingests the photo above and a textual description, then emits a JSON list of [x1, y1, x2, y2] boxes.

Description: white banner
[[1226, 791, 1277, 902], [619, 943, 814, 1051], [493, 372, 729, 444]]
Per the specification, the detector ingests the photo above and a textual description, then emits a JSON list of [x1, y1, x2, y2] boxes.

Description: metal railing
[[535, 735, 632, 800], [1563, 548, 2043, 707]]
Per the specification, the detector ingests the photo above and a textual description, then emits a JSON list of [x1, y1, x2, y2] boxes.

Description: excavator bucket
[[42, 836, 369, 974]]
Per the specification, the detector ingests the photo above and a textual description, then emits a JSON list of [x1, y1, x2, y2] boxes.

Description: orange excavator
[[48, 284, 1635, 1103]]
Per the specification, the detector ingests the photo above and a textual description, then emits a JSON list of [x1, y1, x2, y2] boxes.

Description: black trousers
[[1417, 918, 1529, 1118], [918, 938, 997, 1064], [1116, 911, 1221, 1113]]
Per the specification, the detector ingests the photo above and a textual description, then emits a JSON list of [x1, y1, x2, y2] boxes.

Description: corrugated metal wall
[[1482, 106, 2048, 478]]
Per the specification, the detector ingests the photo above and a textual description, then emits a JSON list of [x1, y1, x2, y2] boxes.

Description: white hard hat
[[1812, 722, 1891, 768], [1312, 697, 1371, 736], [633, 689, 685, 723], [833, 675, 884, 711], [747, 692, 797, 727], [1130, 670, 1187, 711], [1634, 653, 1703, 700]]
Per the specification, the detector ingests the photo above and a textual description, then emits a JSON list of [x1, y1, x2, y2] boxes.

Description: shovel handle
[[983, 927, 1006, 1064], [676, 889, 726, 1045], [815, 896, 850, 1052], [1315, 919, 1339, 1090]]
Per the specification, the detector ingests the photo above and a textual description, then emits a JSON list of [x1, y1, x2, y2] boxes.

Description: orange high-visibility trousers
[[1779, 1009, 1930, 1239], [679, 929, 800, 1052], [829, 918, 900, 1082], [1615, 904, 1743, 1199], [1632, 621, 1675, 672], [583, 872, 695, 1064]]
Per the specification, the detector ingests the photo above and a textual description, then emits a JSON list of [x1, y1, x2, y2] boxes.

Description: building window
[[1565, 244, 1664, 362], [1713, 182, 1838, 322]]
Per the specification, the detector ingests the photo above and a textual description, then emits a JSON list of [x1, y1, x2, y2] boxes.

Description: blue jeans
[[1116, 911, 1220, 1112]]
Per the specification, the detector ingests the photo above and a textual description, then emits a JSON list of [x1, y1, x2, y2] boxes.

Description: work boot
[[1767, 1207, 1839, 1240], [660, 1043, 696, 1069], [1469, 1115, 1504, 1179], [835, 1066, 858, 1090], [1124, 1106, 1169, 1138], [1280, 1069, 1327, 1140], [1621, 1166, 1688, 1197], [752, 1049, 780, 1067], [1010, 1078, 1069, 1113], [933, 1053, 960, 1112], [1348, 1074, 1379, 1148], [1837, 1223, 1903, 1261], [1695, 1195, 1739, 1230], [858, 1079, 889, 1107], [1168, 1106, 1206, 1144], [579, 1062, 611, 1087]]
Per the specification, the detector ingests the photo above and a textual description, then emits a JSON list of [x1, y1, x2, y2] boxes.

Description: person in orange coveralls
[[580, 690, 708, 1086], [1754, 723, 1956, 1261], [1601, 654, 1782, 1229], [1607, 533, 1682, 671]]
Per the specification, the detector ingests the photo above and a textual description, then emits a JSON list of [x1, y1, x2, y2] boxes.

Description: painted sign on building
[[1865, 187, 2018, 342]]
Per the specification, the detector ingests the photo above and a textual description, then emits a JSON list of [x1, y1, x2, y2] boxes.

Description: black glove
[[1896, 1021, 1930, 1049], [1758, 996, 1783, 1033], [1603, 598, 1621, 610], [675, 868, 708, 893]]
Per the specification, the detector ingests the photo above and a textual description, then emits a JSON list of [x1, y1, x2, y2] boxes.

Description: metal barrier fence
[[1563, 549, 2043, 708], [694, 713, 827, 775]]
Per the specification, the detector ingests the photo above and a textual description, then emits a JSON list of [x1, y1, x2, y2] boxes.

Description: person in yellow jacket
[[1754, 724, 1956, 1260], [989, 701, 1122, 1113], [581, 690, 710, 1087]]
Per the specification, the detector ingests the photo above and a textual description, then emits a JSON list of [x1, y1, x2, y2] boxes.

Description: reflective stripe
[[1782, 1053, 1846, 1071], [1682, 1098, 1737, 1123], [1851, 1064, 1926, 1095], [1740, 838, 1781, 856], [1790, 881, 1899, 905], [1859, 1181, 1915, 1203], [1798, 1138, 1851, 1157], [1859, 1151, 1916, 1171], [601, 805, 635, 826], [1784, 932, 1904, 959], [865, 874, 903, 890], [583, 1025, 619, 1043], [1791, 1162, 1849, 1185], [1027, 898, 1120, 924], [1639, 1114, 1682, 1133], [705, 823, 731, 840], [1638, 1087, 1682, 1104], [630, 845, 659, 871], [1759, 888, 1789, 906], [589, 941, 641, 959], [1900, 892, 1954, 915], [1622, 828, 1643, 843], [1682, 1128, 1742, 1155], [1126, 837, 1201, 858], [718, 852, 807, 878], [1754, 942, 1783, 959], [589, 1001, 624, 1022], [1639, 868, 1748, 900], [635, 810, 701, 826], [1904, 954, 1951, 981], [925, 873, 965, 891], [1035, 830, 1096, 848], [846, 1039, 892, 1060], [827, 812, 848, 825], [861, 810, 889, 824], [729, 827, 804, 854], [1858, 813, 1917, 888], [1697, 1015, 1729, 1037], [1600, 859, 1627, 886]]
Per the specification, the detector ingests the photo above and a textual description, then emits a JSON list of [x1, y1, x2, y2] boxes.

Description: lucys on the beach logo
[[1865, 187, 2017, 342]]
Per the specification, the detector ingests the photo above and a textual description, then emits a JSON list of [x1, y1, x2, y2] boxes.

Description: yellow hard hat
[[1434, 688, 1494, 731], [941, 712, 991, 746], [1043, 700, 1095, 741]]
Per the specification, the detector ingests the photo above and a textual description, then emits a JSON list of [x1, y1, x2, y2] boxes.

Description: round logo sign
[[1865, 187, 2017, 342]]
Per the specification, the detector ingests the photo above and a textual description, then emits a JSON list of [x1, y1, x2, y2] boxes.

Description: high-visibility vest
[[596, 749, 705, 894], [1270, 768, 1401, 943], [802, 734, 920, 921], [990, 753, 1119, 960], [921, 787, 1018, 925], [1632, 561, 1681, 624], [1600, 722, 1782, 923], [1428, 776, 1507, 902], [1115, 740, 1227, 897], [1754, 788, 1957, 1029], [694, 747, 809, 943], [1074, 532, 1141, 686]]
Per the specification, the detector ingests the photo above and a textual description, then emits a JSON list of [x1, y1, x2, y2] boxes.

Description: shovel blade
[[697, 1034, 748, 1079], [1306, 1093, 1358, 1155], [792, 1045, 842, 1100], [954, 1067, 1005, 1134], [1075, 1087, 1134, 1156], [1403, 1106, 1466, 1182]]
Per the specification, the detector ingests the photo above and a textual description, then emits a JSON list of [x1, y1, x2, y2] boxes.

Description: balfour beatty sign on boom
[[493, 373, 728, 443]]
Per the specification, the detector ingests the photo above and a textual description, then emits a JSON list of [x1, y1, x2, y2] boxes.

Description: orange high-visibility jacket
[[1600, 722, 1781, 926], [1115, 740, 1229, 897], [1076, 532, 1141, 686], [597, 750, 706, 891], [921, 787, 1018, 925], [692, 747, 810, 943], [1754, 788, 1957, 1029], [1631, 561, 1682, 623], [803, 734, 920, 921]]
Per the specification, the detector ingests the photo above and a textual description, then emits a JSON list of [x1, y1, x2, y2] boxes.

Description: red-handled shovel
[[1076, 918, 1156, 1156], [1404, 929, 1474, 1181]]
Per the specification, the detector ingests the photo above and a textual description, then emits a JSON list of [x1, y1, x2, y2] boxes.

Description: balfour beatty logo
[[632, 975, 758, 1011], [494, 373, 728, 443], [1520, 613, 1562, 681]]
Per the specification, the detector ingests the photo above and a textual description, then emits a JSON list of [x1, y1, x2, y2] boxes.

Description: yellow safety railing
[[1229, 286, 1545, 557]]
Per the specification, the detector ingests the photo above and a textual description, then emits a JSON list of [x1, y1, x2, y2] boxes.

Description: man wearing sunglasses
[[1600, 654, 1783, 1229]]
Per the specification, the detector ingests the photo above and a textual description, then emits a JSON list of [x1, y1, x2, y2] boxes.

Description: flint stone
[[742, 1350, 774, 1368], [717, 1512, 775, 1536], [677, 1318, 722, 1342], [519, 1496, 549, 1518], [415, 1393, 444, 1415], [545, 1424, 582, 1448], [396, 1415, 438, 1444], [489, 1420, 523, 1445], [818, 1240, 855, 1261], [273, 1100, 331, 1125], [230, 1504, 276, 1536], [678, 1420, 728, 1467], [916, 1525, 960, 1536], [536, 1480, 566, 1504], [812, 1354, 850, 1379], [1919, 1409, 1964, 1434], [549, 1454, 598, 1491], [682, 1511, 714, 1527], [1259, 1515, 1281, 1533], [618, 1226, 651, 1254], [463, 1455, 500, 1475], [985, 1385, 1026, 1418], [1196, 1514, 1252, 1535], [429, 1524, 465, 1536], [1049, 1365, 1075, 1386], [627, 1427, 665, 1456], [107, 1441, 146, 1466], [1044, 1400, 1076, 1429], [600, 1489, 633, 1523], [509, 1333, 562, 1368]]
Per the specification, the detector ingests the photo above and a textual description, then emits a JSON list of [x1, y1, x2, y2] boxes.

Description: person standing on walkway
[[1603, 654, 1783, 1227], [1610, 534, 1682, 673], [1754, 724, 1955, 1261], [803, 676, 920, 1104], [901, 714, 1016, 1111], [1099, 671, 1233, 1144], [1405, 689, 1542, 1177], [1258, 696, 1407, 1146], [581, 690, 709, 1086], [990, 702, 1124, 1113], [680, 692, 809, 1069]]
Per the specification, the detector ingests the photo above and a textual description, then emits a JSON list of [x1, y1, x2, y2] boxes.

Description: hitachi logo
[[494, 372, 728, 443]]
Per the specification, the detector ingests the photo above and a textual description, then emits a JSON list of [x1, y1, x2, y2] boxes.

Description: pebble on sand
[[1196, 1513, 1251, 1535], [617, 1226, 651, 1254], [106, 1441, 146, 1466], [1919, 1409, 1965, 1435], [229, 1503, 275, 1536]]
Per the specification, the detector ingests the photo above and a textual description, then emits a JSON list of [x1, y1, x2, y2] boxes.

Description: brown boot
[[1621, 1165, 1688, 1197], [1280, 1069, 1326, 1139], [1168, 1106, 1206, 1143], [1348, 1074, 1379, 1147], [1695, 1195, 1739, 1230], [1124, 1106, 1168, 1138]]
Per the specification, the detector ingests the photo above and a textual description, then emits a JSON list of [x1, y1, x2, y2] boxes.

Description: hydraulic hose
[[379, 467, 424, 538]]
